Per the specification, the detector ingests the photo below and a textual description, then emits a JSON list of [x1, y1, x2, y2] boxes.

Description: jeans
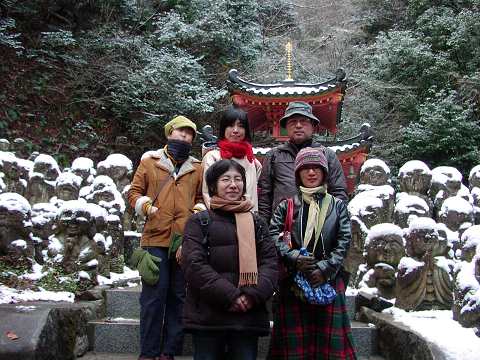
[[139, 247, 185, 357], [192, 330, 259, 360]]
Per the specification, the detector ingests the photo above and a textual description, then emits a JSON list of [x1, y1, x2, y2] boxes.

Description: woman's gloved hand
[[295, 254, 317, 275]]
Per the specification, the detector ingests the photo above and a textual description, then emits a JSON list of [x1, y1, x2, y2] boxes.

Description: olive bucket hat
[[279, 101, 320, 128]]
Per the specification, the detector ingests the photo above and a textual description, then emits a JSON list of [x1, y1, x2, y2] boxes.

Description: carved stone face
[[373, 263, 396, 288], [406, 228, 438, 258], [365, 234, 405, 267], [56, 184, 79, 201], [33, 162, 60, 182], [109, 166, 128, 181], [93, 189, 115, 204], [3, 160, 20, 180], [399, 169, 432, 195], [361, 165, 389, 186], [0, 207, 25, 229], [59, 210, 90, 236]]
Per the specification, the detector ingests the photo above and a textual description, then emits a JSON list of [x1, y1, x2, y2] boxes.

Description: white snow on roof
[[365, 223, 404, 247], [56, 172, 82, 188], [395, 192, 430, 214], [71, 157, 94, 170], [360, 158, 390, 175], [253, 147, 271, 155], [97, 153, 133, 171], [384, 308, 480, 359], [0, 192, 31, 214], [329, 143, 361, 153], [399, 160, 431, 176], [432, 166, 463, 185], [0, 285, 74, 304], [440, 196, 473, 216], [245, 84, 332, 96]]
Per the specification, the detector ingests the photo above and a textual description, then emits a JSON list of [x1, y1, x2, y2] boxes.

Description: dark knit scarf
[[218, 139, 254, 163], [210, 195, 257, 287]]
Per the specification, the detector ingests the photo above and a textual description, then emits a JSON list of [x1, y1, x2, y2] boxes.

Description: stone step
[[89, 319, 377, 357], [83, 352, 385, 360], [105, 286, 358, 320], [105, 286, 141, 319]]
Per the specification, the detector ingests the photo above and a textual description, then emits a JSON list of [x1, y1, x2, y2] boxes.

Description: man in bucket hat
[[128, 115, 204, 360], [258, 101, 347, 224]]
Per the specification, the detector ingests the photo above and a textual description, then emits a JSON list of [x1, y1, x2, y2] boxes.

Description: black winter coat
[[181, 209, 278, 335], [258, 140, 348, 224], [269, 193, 352, 282]]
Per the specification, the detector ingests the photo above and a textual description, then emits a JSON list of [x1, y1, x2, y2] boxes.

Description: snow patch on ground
[[384, 308, 480, 359]]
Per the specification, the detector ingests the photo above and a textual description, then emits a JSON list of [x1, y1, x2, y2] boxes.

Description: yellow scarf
[[300, 185, 330, 250]]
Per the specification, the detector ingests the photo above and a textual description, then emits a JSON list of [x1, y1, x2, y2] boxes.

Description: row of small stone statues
[[0, 138, 138, 282], [347, 158, 480, 328]]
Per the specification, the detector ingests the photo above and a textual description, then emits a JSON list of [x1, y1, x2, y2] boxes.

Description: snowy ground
[[385, 308, 480, 359]]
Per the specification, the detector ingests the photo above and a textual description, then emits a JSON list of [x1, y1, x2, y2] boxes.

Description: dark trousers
[[140, 247, 185, 357], [192, 330, 259, 360]]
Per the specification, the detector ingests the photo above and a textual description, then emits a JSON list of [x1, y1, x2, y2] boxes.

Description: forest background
[[0, 0, 479, 180]]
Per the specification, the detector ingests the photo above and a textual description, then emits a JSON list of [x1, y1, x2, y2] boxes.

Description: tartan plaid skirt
[[268, 276, 357, 360]]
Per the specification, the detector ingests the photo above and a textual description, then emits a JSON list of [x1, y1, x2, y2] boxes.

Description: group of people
[[127, 101, 357, 360]]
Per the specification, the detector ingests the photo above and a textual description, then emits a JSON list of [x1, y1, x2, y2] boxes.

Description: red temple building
[[226, 68, 373, 195]]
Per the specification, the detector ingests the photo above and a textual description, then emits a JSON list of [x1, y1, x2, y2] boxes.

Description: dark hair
[[205, 159, 247, 197], [218, 106, 252, 143]]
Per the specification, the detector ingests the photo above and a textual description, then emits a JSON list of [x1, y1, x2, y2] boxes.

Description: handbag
[[292, 248, 337, 305], [278, 198, 294, 280]]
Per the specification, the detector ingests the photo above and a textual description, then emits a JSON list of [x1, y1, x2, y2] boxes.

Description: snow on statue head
[[439, 196, 474, 233], [96, 154, 133, 192], [360, 159, 390, 186], [393, 192, 431, 229], [365, 223, 405, 268], [399, 160, 432, 195], [55, 172, 82, 201], [71, 157, 96, 186]]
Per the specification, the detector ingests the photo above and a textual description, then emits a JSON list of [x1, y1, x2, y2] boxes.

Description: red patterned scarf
[[218, 139, 254, 163]]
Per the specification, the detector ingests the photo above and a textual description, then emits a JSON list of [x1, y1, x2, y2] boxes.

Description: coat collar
[[149, 149, 200, 179]]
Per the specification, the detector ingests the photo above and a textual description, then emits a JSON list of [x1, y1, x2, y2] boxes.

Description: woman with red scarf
[[202, 106, 262, 211]]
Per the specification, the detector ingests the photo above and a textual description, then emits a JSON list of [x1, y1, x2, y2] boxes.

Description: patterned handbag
[[291, 249, 337, 305]]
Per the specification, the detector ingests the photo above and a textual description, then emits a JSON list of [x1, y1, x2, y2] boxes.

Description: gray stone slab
[[351, 320, 378, 357], [346, 293, 357, 320], [105, 286, 141, 319], [0, 301, 102, 360]]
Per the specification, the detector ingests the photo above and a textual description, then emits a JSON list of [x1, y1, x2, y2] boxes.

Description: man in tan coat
[[128, 115, 204, 360]]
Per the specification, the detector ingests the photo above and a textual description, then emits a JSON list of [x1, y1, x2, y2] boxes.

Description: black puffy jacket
[[181, 209, 278, 335], [258, 140, 348, 224], [269, 193, 352, 282]]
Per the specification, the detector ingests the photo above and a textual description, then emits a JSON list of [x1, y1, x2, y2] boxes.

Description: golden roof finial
[[285, 40, 293, 81]]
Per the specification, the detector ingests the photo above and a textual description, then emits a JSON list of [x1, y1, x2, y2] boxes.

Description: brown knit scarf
[[210, 195, 257, 287]]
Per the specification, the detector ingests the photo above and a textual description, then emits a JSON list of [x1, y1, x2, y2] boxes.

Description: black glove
[[296, 254, 317, 275]]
